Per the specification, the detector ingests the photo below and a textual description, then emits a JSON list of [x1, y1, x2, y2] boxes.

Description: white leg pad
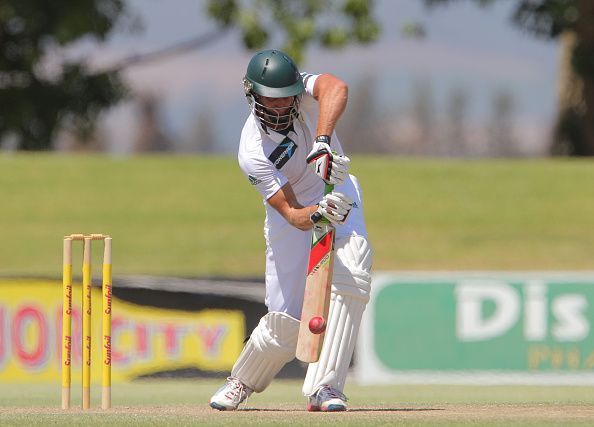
[[231, 311, 299, 392], [303, 235, 373, 395]]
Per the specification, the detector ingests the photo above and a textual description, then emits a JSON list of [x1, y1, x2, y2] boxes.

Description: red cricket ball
[[308, 316, 326, 334]]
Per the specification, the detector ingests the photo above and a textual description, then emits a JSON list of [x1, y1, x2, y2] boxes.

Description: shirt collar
[[258, 120, 295, 144]]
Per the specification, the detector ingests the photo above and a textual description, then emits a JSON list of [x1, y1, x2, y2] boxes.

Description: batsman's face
[[250, 93, 301, 131], [260, 96, 293, 115]]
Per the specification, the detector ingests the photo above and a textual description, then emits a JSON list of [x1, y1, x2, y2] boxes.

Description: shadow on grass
[[350, 408, 445, 412], [240, 408, 444, 412]]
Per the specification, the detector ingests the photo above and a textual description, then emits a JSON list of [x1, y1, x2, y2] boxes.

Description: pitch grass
[[1, 154, 594, 277], [1, 379, 594, 426]]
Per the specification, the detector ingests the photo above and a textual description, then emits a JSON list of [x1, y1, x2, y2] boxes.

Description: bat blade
[[296, 223, 335, 363]]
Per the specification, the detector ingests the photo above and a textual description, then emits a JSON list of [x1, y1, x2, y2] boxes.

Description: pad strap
[[232, 312, 299, 392]]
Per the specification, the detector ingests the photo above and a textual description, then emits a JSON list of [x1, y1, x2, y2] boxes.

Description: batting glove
[[311, 191, 353, 225], [306, 135, 350, 185]]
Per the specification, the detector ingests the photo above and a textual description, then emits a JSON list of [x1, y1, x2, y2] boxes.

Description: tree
[[1, 0, 379, 150], [133, 95, 173, 153], [206, 0, 380, 64], [337, 75, 382, 153], [186, 107, 217, 153], [444, 85, 470, 157], [412, 78, 436, 155], [0, 0, 132, 150], [424, 0, 594, 156], [487, 88, 517, 157]]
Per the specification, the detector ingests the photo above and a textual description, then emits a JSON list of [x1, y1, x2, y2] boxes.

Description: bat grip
[[317, 183, 335, 226]]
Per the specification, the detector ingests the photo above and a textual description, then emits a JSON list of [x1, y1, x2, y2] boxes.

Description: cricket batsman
[[209, 49, 373, 412]]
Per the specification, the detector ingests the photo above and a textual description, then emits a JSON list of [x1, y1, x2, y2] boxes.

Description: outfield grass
[[1, 154, 594, 277], [1, 379, 594, 425]]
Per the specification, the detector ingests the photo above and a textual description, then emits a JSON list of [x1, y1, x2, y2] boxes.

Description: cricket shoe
[[209, 377, 253, 411], [307, 385, 348, 412]]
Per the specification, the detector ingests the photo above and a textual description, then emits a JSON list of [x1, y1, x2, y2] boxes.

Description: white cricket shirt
[[237, 73, 367, 318]]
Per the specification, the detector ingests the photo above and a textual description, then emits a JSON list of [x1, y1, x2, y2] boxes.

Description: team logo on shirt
[[248, 174, 262, 185], [268, 137, 297, 170]]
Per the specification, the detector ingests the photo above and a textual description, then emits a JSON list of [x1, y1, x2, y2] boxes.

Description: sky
[[82, 0, 560, 155]]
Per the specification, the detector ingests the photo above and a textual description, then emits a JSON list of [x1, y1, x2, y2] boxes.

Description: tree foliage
[[206, 0, 380, 64], [0, 0, 130, 150], [424, 0, 594, 156], [425, 0, 578, 39], [1, 1, 379, 151]]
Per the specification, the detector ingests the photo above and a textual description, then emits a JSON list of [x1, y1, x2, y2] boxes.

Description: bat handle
[[324, 150, 337, 195], [317, 183, 336, 227]]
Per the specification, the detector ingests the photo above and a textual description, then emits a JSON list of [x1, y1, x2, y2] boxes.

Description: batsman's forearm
[[315, 77, 348, 137], [286, 205, 319, 231]]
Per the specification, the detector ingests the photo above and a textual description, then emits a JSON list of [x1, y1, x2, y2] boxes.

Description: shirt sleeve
[[238, 154, 288, 201], [300, 72, 319, 98]]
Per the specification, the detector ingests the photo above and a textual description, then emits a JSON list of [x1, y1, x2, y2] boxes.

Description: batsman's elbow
[[333, 77, 348, 102], [316, 73, 348, 103]]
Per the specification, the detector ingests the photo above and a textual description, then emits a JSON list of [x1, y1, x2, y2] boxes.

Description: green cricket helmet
[[243, 49, 305, 131]]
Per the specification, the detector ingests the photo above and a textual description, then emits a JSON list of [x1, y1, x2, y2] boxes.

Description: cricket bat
[[296, 183, 335, 363]]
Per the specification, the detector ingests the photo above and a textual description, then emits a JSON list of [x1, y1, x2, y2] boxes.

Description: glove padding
[[306, 141, 350, 185], [316, 192, 353, 225]]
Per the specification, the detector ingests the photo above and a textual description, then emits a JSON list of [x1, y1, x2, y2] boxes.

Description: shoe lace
[[320, 385, 348, 402], [224, 377, 251, 402]]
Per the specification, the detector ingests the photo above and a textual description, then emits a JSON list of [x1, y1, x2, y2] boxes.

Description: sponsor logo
[[104, 284, 112, 314], [456, 280, 589, 342], [248, 175, 262, 185], [268, 137, 297, 170], [104, 335, 112, 366], [63, 335, 71, 366], [309, 253, 330, 275]]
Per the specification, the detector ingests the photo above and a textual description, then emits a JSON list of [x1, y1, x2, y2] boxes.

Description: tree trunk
[[576, 0, 594, 156], [552, 1, 594, 156]]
